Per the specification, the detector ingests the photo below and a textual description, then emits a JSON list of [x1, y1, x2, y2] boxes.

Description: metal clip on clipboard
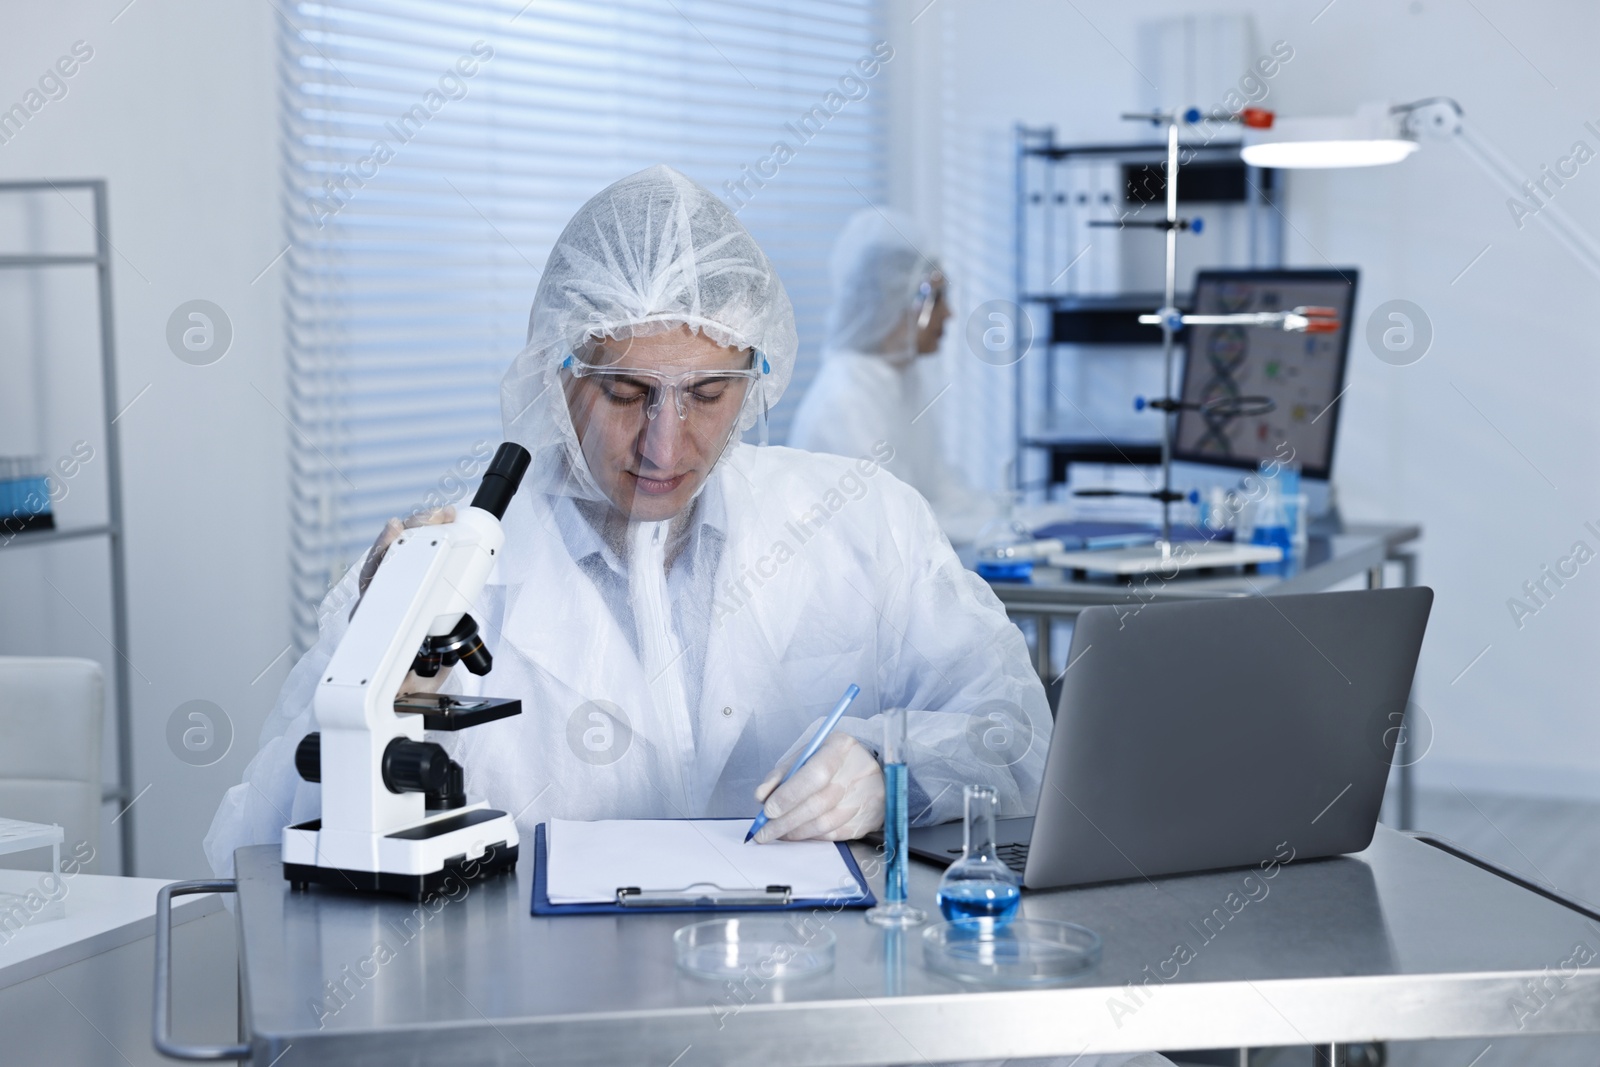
[[615, 883, 794, 908]]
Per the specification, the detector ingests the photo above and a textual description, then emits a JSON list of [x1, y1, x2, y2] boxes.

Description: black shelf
[[1018, 139, 1251, 164], [1020, 293, 1192, 347], [1020, 438, 1165, 482], [0, 522, 112, 549], [0, 254, 103, 269]]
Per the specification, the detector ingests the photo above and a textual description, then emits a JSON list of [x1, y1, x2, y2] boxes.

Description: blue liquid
[[1251, 524, 1291, 552], [976, 560, 1033, 582], [1251, 523, 1292, 575], [937, 880, 1022, 923], [884, 762, 908, 903]]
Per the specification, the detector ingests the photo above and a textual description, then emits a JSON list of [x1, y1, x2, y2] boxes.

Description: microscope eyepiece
[[470, 442, 531, 520]]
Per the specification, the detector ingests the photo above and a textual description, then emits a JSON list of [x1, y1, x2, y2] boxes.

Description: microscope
[[283, 442, 531, 900]]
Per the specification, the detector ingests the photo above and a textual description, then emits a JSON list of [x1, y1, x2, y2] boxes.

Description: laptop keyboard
[[997, 843, 1029, 873], [947, 842, 1029, 874]]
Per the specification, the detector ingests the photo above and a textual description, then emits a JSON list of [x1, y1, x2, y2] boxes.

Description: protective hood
[[824, 206, 937, 360], [499, 164, 799, 505]]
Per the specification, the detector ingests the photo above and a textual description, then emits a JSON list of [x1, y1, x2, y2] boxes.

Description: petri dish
[[674, 917, 836, 981], [922, 918, 1102, 986]]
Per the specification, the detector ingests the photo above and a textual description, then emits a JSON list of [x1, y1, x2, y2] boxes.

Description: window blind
[[279, 0, 889, 647]]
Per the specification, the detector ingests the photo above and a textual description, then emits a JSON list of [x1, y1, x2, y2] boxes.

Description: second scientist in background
[[788, 208, 998, 543]]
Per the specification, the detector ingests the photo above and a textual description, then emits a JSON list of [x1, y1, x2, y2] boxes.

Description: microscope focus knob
[[382, 738, 456, 796], [295, 732, 321, 782]]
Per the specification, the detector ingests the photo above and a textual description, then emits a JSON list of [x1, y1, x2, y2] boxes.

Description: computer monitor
[[1172, 268, 1358, 481]]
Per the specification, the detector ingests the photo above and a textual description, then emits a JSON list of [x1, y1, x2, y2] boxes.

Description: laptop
[[908, 587, 1433, 889]]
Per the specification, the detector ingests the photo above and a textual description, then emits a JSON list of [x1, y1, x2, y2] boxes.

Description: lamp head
[[1240, 102, 1420, 168]]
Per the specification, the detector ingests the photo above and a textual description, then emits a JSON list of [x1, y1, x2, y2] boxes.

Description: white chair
[[0, 657, 103, 872]]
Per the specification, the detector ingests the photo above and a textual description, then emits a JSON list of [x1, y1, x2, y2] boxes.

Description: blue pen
[[746, 683, 861, 843]]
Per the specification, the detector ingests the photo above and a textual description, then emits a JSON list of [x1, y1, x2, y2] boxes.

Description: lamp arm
[[1401, 98, 1600, 281]]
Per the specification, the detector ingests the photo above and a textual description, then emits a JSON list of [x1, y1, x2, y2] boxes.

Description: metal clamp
[[616, 883, 792, 908], [154, 878, 251, 1062]]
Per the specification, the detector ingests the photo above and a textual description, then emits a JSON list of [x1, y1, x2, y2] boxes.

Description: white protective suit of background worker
[[788, 208, 1001, 544], [205, 166, 1048, 877]]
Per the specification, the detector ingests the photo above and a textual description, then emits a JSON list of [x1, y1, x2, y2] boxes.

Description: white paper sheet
[[544, 819, 863, 905]]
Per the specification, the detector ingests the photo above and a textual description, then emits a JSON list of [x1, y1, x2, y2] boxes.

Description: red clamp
[[1296, 306, 1340, 334]]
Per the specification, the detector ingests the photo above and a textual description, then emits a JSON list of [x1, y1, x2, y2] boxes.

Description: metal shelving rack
[[0, 179, 134, 874], [1012, 126, 1284, 494]]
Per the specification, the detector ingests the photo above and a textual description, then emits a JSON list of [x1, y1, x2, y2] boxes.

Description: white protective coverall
[[788, 208, 1000, 543], [204, 165, 1169, 1067], [204, 167, 1049, 876]]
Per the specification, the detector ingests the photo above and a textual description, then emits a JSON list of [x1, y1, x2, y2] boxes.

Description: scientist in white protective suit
[[208, 166, 1044, 864], [207, 167, 1049, 864], [207, 166, 1170, 1067], [788, 208, 1002, 544]]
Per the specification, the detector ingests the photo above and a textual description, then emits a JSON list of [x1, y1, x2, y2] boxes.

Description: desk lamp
[[1242, 98, 1600, 282]]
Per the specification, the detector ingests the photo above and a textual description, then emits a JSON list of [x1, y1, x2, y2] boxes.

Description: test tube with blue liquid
[[1277, 460, 1308, 552], [865, 706, 925, 928], [936, 784, 1021, 928]]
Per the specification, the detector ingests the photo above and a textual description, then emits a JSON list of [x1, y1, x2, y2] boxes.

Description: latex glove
[[351, 506, 456, 695], [752, 733, 884, 843]]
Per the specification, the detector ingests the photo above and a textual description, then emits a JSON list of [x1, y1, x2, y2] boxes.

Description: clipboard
[[530, 822, 878, 915]]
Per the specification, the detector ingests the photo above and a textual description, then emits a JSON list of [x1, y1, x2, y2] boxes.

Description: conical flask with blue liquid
[[935, 784, 1021, 926]]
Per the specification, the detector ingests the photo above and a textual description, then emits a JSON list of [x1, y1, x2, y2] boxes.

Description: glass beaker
[[1249, 476, 1291, 554], [1274, 460, 1308, 553], [936, 785, 1022, 927], [865, 707, 926, 928], [973, 492, 1035, 581]]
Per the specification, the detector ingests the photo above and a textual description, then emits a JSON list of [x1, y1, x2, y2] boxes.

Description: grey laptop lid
[[1023, 587, 1432, 889]]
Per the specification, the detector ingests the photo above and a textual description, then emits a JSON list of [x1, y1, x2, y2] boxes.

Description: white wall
[[0, 0, 284, 876], [888, 0, 1600, 799]]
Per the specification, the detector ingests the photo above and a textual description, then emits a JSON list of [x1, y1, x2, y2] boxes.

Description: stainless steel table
[[1, 874, 232, 1067], [986, 521, 1423, 828], [178, 828, 1600, 1066]]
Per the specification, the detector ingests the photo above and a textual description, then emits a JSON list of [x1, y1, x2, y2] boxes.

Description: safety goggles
[[915, 267, 947, 331], [561, 351, 770, 423]]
